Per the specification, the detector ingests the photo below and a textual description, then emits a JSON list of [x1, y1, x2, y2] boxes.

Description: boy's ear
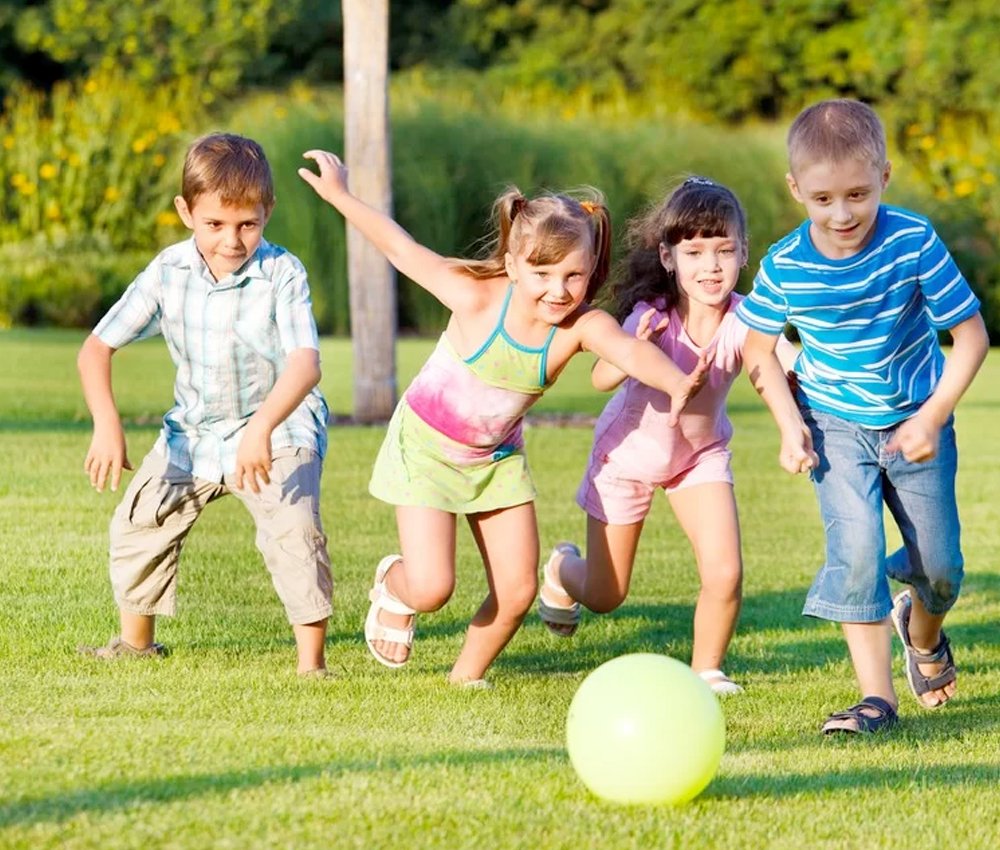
[[174, 195, 194, 229], [658, 242, 673, 273], [785, 172, 803, 203], [881, 161, 892, 188]]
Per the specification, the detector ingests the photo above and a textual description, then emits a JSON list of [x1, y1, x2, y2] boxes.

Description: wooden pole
[[343, 0, 396, 421]]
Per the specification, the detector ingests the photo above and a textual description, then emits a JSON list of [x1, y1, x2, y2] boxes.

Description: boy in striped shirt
[[77, 133, 333, 676], [738, 99, 988, 734]]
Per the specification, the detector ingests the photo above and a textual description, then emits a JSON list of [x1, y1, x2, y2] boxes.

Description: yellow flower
[[2, 135, 13, 150], [155, 210, 179, 227], [953, 179, 975, 198], [981, 172, 996, 186], [104, 186, 121, 202], [18, 180, 37, 196], [39, 162, 58, 180], [45, 200, 61, 220], [10, 173, 25, 187], [152, 153, 166, 167], [83, 79, 99, 94], [68, 152, 82, 167], [132, 138, 148, 154], [157, 113, 182, 134], [919, 135, 936, 151]]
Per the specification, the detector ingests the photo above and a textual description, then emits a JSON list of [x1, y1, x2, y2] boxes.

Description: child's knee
[[702, 562, 743, 600], [588, 590, 627, 615], [406, 573, 455, 612], [504, 576, 539, 616], [921, 569, 963, 616]]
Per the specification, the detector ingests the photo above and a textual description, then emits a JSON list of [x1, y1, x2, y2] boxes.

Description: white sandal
[[537, 542, 582, 637], [365, 554, 416, 669], [698, 669, 744, 696]]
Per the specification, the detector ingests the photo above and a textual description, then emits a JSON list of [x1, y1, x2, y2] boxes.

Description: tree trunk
[[343, 0, 396, 421]]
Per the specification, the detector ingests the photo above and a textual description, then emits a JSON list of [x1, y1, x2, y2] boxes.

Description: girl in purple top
[[538, 178, 797, 694], [299, 151, 710, 686]]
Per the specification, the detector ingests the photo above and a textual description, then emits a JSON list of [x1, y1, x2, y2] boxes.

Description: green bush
[[0, 235, 148, 328], [230, 85, 798, 335], [0, 68, 201, 250]]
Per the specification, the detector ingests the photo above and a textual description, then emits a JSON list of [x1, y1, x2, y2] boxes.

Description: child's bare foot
[[891, 590, 957, 709], [365, 555, 416, 668], [537, 542, 581, 637]]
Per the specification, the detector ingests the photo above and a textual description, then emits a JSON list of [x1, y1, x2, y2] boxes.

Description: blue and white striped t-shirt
[[94, 237, 329, 481], [737, 205, 980, 427]]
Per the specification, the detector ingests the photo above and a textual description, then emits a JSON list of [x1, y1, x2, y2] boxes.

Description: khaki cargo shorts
[[109, 447, 333, 624]]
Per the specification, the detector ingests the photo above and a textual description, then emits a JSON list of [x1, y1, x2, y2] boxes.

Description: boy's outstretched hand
[[297, 150, 349, 204], [666, 349, 712, 427]]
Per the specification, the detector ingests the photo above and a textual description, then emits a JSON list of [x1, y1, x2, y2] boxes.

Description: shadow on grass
[[499, 570, 1000, 678], [499, 587, 840, 677], [0, 746, 561, 829], [708, 759, 1000, 800], [93, 568, 1000, 679]]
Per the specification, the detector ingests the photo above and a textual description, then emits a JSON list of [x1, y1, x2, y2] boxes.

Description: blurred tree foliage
[[0, 1, 457, 99], [440, 0, 1000, 125]]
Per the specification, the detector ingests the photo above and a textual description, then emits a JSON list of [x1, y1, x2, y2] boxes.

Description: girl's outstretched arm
[[591, 306, 668, 392], [298, 150, 464, 308], [577, 309, 709, 426]]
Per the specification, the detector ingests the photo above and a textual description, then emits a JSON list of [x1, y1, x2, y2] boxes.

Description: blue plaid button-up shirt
[[94, 237, 329, 481]]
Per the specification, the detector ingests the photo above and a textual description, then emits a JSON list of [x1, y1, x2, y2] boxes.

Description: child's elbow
[[77, 333, 110, 373]]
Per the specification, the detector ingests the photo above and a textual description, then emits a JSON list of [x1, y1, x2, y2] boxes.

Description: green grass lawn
[[1, 329, 999, 850]]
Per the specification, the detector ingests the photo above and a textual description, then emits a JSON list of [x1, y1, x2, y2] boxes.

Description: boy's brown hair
[[180, 133, 275, 210], [787, 99, 887, 174]]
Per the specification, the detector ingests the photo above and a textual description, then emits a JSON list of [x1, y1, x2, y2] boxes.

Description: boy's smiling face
[[175, 191, 271, 281], [786, 157, 891, 259]]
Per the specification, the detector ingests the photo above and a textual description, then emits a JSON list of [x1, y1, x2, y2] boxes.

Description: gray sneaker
[[78, 636, 169, 659]]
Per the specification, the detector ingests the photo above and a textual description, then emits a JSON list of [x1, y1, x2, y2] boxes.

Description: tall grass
[[226, 86, 799, 335]]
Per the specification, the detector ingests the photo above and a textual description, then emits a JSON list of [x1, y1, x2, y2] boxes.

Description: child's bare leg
[[667, 483, 742, 673], [293, 619, 328, 674], [372, 506, 457, 665], [902, 595, 956, 707], [449, 503, 539, 683], [120, 611, 156, 649], [557, 517, 644, 612], [843, 619, 897, 706]]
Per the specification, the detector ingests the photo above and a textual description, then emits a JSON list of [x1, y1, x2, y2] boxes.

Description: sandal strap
[[369, 585, 417, 616], [542, 542, 580, 595], [823, 696, 897, 734], [909, 631, 951, 663], [912, 632, 955, 691], [367, 621, 414, 645], [538, 596, 580, 625]]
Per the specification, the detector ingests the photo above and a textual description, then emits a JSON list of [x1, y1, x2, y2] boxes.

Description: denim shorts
[[800, 406, 963, 622]]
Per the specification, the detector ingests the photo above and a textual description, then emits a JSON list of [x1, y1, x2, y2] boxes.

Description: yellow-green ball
[[566, 653, 725, 805]]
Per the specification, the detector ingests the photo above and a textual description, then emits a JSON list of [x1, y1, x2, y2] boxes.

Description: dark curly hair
[[604, 177, 747, 322]]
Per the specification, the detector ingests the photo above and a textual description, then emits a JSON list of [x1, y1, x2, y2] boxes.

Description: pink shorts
[[576, 447, 734, 525]]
